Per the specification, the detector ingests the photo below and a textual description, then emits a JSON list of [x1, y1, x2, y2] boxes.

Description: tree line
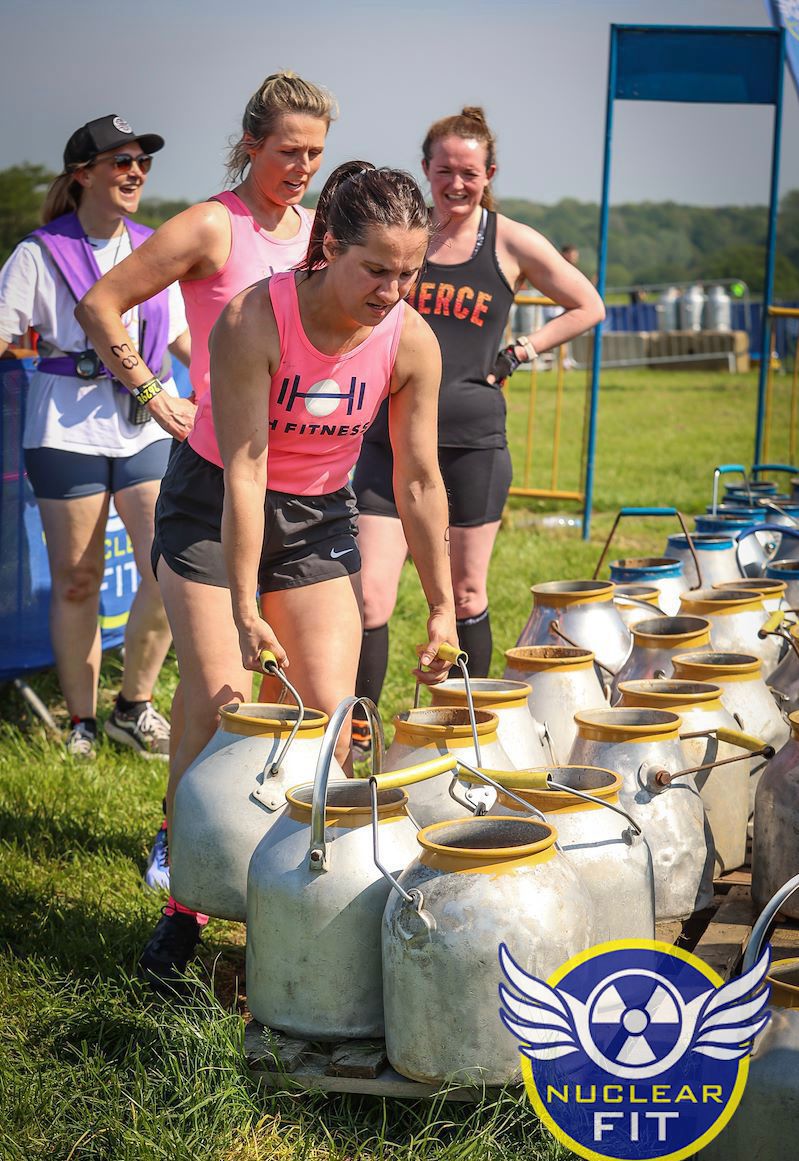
[[2, 163, 798, 296]]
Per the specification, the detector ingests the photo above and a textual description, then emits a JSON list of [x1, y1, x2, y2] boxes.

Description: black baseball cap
[[63, 115, 165, 170]]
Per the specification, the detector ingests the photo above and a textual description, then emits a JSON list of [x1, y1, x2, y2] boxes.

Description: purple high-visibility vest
[[30, 212, 169, 379]]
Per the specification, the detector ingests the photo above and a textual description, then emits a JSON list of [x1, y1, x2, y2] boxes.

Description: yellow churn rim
[[531, 580, 615, 608], [613, 584, 660, 604], [573, 708, 682, 744], [788, 709, 799, 738], [631, 617, 711, 649], [284, 780, 408, 821], [679, 589, 765, 617], [219, 702, 327, 738], [713, 578, 787, 600], [392, 708, 499, 748], [505, 646, 595, 673], [416, 815, 557, 860], [430, 679, 531, 710], [671, 652, 762, 683], [617, 680, 724, 713], [766, 958, 799, 1009]]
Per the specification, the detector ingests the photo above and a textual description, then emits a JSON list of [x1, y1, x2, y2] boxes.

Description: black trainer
[[137, 909, 202, 993]]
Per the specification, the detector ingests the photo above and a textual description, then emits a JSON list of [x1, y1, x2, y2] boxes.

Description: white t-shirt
[[0, 229, 187, 456]]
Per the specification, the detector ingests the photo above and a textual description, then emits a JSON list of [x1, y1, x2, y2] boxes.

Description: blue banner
[[0, 358, 139, 680], [765, 0, 799, 99]]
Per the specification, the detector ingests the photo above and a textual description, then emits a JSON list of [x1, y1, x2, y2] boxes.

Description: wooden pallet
[[245, 867, 799, 1098]]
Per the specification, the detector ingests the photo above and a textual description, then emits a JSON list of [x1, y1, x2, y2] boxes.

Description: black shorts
[[152, 439, 361, 592], [353, 441, 513, 527], [24, 440, 171, 500]]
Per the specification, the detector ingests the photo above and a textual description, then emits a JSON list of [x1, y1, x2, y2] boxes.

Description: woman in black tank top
[[352, 108, 604, 749]]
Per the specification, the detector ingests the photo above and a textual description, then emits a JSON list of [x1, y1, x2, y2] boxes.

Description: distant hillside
[[1, 164, 797, 295]]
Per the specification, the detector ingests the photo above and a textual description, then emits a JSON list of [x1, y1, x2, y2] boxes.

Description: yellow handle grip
[[759, 610, 785, 637], [435, 643, 467, 665], [485, 767, 552, 791], [259, 649, 278, 671], [715, 727, 771, 754], [372, 752, 457, 790]]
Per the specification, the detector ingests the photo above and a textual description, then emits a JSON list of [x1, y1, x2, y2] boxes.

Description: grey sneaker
[[65, 722, 97, 760], [105, 702, 170, 760]]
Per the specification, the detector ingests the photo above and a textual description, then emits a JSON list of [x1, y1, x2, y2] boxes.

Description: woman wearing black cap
[[0, 115, 191, 759]]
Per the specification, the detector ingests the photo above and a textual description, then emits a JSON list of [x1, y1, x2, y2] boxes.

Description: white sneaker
[[65, 722, 97, 760], [104, 702, 170, 760]]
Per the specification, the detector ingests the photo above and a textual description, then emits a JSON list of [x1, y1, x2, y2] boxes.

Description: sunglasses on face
[[92, 153, 153, 174]]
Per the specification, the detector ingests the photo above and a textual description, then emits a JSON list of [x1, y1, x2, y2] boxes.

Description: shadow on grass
[[0, 803, 146, 864]]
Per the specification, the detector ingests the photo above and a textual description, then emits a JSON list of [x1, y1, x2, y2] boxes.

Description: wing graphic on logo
[[690, 947, 771, 1062], [498, 942, 586, 1061]]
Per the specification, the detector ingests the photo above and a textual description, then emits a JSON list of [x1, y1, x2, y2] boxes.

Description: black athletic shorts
[[24, 440, 171, 500], [152, 439, 361, 592], [353, 440, 513, 527]]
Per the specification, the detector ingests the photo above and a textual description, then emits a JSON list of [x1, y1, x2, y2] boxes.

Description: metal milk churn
[[515, 580, 631, 675], [665, 533, 740, 588], [679, 283, 706, 331], [429, 678, 548, 769], [700, 877, 799, 1161], [679, 589, 781, 674], [608, 557, 685, 615], [612, 584, 661, 630], [170, 700, 344, 921], [671, 651, 790, 824], [766, 624, 799, 710], [736, 524, 799, 577], [609, 615, 711, 703], [567, 708, 714, 921], [671, 652, 790, 753], [753, 712, 799, 917], [704, 284, 732, 331], [503, 646, 607, 763], [485, 765, 656, 942], [384, 708, 510, 827], [380, 816, 596, 1085], [714, 577, 787, 613], [617, 680, 771, 875], [656, 286, 679, 331], [765, 559, 799, 607], [246, 696, 459, 1039]]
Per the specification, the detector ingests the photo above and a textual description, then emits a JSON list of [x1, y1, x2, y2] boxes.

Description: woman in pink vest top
[[79, 72, 334, 894]]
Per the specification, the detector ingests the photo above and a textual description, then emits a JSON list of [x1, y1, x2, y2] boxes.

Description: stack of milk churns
[[165, 466, 799, 1134]]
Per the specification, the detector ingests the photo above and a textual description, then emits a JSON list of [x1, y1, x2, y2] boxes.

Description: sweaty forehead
[[359, 224, 428, 265], [431, 135, 488, 164]]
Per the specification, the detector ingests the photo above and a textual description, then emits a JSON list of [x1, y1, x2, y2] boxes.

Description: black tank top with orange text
[[366, 210, 516, 450]]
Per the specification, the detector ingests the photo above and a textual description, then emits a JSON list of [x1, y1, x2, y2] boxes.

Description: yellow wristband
[[132, 377, 163, 405]]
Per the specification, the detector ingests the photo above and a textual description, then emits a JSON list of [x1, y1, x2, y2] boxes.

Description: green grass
[[0, 364, 793, 1158]]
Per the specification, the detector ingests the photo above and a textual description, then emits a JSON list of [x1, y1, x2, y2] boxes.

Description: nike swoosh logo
[[330, 547, 354, 559]]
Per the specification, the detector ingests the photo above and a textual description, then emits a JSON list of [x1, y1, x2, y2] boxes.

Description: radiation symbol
[[585, 969, 686, 1075]]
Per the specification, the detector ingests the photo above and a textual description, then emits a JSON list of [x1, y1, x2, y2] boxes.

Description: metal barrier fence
[[506, 294, 592, 504]]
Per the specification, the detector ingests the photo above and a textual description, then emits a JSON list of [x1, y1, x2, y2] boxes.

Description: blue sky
[[1, 0, 797, 207]]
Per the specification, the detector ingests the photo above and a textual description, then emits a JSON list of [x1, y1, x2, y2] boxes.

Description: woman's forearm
[[222, 475, 266, 626], [394, 473, 454, 614]]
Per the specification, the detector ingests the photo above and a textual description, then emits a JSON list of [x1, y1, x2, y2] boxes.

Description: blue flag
[[765, 0, 799, 99]]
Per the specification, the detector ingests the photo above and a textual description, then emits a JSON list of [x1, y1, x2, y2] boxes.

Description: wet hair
[[226, 70, 337, 181], [422, 106, 497, 211], [41, 171, 83, 223], [298, 161, 434, 273]]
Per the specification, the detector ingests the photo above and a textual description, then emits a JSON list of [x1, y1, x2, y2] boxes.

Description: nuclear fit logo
[[277, 375, 367, 418], [498, 940, 770, 1161]]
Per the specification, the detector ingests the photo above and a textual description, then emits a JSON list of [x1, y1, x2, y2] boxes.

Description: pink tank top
[[191, 270, 405, 495], [184, 190, 312, 464]]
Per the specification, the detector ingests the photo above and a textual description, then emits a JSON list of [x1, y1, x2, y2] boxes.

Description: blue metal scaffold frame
[[582, 23, 786, 539]]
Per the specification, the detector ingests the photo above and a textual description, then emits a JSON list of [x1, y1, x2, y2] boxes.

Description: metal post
[[754, 28, 786, 464], [582, 24, 617, 540]]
